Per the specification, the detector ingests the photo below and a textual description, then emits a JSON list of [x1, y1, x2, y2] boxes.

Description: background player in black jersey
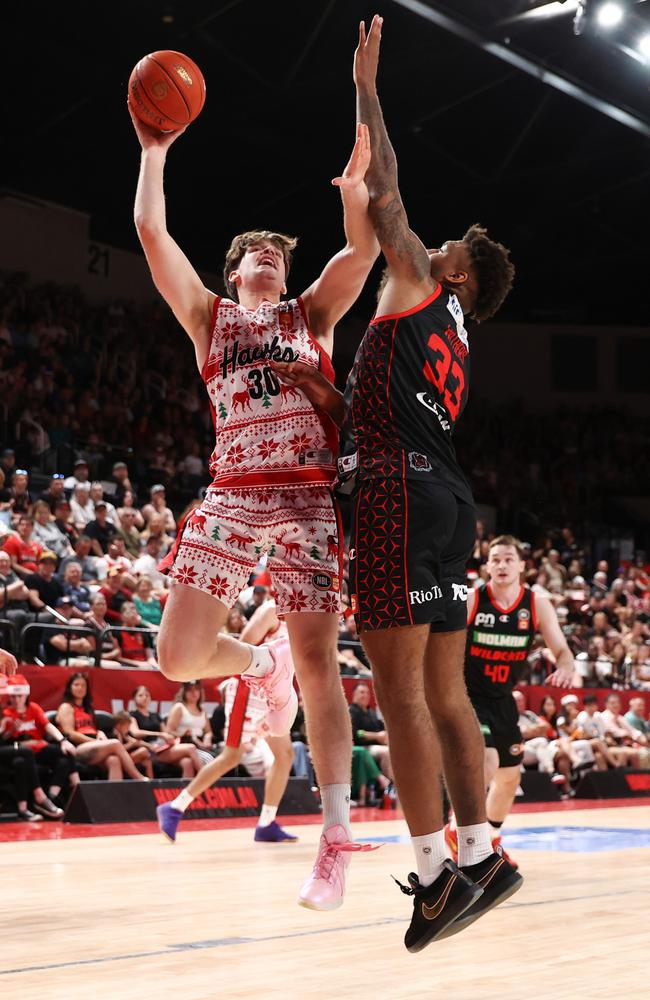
[[446, 535, 575, 869]]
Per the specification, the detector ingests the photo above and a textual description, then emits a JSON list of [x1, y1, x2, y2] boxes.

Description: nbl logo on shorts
[[312, 572, 339, 592]]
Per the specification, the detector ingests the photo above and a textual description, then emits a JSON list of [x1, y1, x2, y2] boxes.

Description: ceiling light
[[596, 3, 624, 29]]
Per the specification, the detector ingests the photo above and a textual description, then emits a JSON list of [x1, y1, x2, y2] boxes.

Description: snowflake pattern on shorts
[[169, 487, 342, 616]]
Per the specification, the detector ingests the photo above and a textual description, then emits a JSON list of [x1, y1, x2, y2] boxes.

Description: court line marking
[[2, 888, 647, 977]]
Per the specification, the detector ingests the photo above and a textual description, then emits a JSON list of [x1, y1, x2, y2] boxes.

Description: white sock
[[457, 822, 493, 866], [171, 789, 193, 813], [258, 804, 278, 827], [321, 783, 352, 838], [242, 644, 274, 678], [411, 830, 447, 887]]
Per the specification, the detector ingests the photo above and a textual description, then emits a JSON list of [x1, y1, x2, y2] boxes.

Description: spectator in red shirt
[[55, 672, 148, 780], [117, 602, 157, 668], [2, 515, 43, 578], [1, 672, 77, 810], [99, 568, 133, 623]]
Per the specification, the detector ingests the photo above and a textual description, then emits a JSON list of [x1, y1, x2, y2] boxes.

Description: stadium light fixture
[[596, 3, 625, 29], [638, 32, 650, 58]]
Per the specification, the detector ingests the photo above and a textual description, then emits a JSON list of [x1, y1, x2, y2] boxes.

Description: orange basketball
[[128, 50, 206, 132]]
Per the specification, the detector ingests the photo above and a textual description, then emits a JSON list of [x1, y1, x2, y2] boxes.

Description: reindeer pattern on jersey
[[201, 297, 337, 490]]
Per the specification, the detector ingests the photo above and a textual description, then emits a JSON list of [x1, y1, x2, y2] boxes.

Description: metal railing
[[18, 622, 102, 667], [17, 620, 159, 667]]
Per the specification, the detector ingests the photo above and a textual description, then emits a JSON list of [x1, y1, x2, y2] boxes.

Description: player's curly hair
[[462, 223, 515, 323], [223, 230, 298, 301]]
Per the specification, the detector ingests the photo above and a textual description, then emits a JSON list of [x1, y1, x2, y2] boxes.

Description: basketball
[[128, 50, 206, 132]]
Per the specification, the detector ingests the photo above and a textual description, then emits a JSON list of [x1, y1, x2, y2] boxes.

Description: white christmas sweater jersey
[[201, 296, 338, 490]]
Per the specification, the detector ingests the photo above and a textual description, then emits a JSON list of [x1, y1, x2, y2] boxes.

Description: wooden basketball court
[[2, 801, 649, 1000]]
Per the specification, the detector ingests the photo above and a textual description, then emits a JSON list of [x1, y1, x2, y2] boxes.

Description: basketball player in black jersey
[[278, 15, 520, 950], [446, 536, 575, 868], [274, 15, 520, 949]]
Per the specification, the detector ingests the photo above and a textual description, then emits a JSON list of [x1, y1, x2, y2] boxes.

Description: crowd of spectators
[[2, 269, 650, 818], [1, 269, 649, 688], [513, 688, 650, 796]]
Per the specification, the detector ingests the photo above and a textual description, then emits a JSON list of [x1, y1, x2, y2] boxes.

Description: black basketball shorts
[[473, 696, 524, 768], [348, 478, 476, 632]]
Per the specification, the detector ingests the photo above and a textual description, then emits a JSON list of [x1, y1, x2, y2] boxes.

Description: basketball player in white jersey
[[129, 107, 379, 908], [157, 598, 298, 844]]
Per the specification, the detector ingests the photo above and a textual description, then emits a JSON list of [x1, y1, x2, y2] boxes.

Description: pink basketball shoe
[[298, 824, 378, 911], [243, 638, 297, 737]]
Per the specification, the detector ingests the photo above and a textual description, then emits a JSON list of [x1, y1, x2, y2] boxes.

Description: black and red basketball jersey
[[465, 585, 538, 699], [339, 285, 472, 502]]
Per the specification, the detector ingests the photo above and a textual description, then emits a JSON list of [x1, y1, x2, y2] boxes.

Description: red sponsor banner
[[11, 666, 640, 717], [153, 782, 260, 815], [18, 666, 225, 715], [625, 773, 650, 793]]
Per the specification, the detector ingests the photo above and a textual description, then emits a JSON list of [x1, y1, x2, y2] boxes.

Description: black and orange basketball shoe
[[395, 859, 483, 953], [436, 846, 523, 940]]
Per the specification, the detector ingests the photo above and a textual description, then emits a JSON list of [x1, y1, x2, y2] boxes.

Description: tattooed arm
[[355, 15, 435, 315]]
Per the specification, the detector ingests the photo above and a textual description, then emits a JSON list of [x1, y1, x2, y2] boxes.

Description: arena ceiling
[[4, 0, 650, 325]]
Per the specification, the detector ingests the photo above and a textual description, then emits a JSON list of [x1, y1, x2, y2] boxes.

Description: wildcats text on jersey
[[465, 585, 537, 699]]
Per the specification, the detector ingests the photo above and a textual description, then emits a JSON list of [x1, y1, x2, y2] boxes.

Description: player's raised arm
[[354, 16, 434, 311], [300, 123, 380, 351], [129, 105, 214, 371]]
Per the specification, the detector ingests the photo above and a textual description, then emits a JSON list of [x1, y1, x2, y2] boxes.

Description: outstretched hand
[[354, 14, 383, 91], [127, 101, 188, 152], [332, 122, 371, 191]]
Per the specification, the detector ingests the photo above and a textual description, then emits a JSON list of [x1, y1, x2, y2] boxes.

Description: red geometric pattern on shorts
[[202, 297, 335, 489], [351, 319, 403, 479], [356, 478, 411, 629]]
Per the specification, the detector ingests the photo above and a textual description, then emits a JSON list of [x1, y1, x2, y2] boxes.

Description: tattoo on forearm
[[357, 87, 430, 280], [357, 89, 397, 199]]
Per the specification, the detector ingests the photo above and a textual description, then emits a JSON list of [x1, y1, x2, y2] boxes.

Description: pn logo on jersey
[[408, 451, 432, 472], [312, 572, 339, 592], [517, 609, 530, 631]]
